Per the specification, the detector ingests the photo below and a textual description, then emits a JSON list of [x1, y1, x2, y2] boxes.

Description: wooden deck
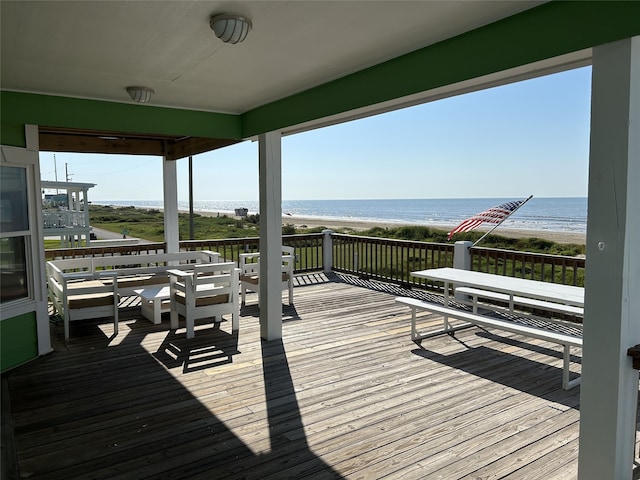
[[1, 272, 623, 479]]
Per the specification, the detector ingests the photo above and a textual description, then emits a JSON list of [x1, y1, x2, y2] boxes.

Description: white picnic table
[[403, 267, 585, 389], [411, 267, 584, 309]]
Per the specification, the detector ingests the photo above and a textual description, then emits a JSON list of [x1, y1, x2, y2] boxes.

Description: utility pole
[[54, 154, 59, 194], [189, 156, 194, 240]]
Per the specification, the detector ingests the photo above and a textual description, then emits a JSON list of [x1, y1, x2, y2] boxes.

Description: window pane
[[0, 166, 29, 232], [0, 237, 28, 302]]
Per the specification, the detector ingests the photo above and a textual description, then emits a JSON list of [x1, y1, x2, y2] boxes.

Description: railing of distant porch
[[44, 232, 585, 290]]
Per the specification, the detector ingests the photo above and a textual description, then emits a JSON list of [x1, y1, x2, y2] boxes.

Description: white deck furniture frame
[[404, 267, 585, 390], [239, 246, 294, 306], [395, 297, 582, 390], [168, 262, 240, 339], [47, 269, 119, 340], [455, 286, 584, 331], [413, 268, 584, 310], [134, 286, 171, 325]]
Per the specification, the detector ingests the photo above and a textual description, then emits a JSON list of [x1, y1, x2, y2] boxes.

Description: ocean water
[[98, 197, 587, 234]]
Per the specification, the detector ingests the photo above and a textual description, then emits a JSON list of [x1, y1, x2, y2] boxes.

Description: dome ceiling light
[[126, 86, 154, 103], [210, 13, 252, 44]]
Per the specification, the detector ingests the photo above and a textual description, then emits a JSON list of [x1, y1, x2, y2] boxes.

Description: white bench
[[395, 297, 582, 390], [47, 251, 221, 334], [48, 250, 220, 297], [455, 286, 584, 320]]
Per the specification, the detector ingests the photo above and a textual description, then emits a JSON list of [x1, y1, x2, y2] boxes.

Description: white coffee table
[[134, 285, 171, 325]]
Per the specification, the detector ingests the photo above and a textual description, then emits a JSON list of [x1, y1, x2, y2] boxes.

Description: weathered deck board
[[3, 272, 638, 479]]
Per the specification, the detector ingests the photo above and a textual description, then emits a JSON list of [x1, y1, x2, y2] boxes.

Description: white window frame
[[0, 145, 47, 323]]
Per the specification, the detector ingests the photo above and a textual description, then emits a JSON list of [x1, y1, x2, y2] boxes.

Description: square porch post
[[258, 131, 283, 341], [578, 36, 640, 479], [162, 157, 179, 253]]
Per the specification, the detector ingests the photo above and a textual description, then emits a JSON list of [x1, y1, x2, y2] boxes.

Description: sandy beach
[[281, 215, 586, 244], [185, 209, 586, 245]]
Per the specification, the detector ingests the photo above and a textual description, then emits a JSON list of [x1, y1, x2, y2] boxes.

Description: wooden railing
[[44, 234, 325, 273], [45, 233, 585, 289], [44, 242, 167, 260], [470, 246, 585, 286], [179, 234, 323, 273], [331, 234, 454, 288]]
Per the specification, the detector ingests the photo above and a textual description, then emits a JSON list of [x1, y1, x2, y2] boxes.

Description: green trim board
[[0, 123, 26, 148], [241, 1, 640, 137], [0, 311, 38, 373], [0, 92, 243, 141]]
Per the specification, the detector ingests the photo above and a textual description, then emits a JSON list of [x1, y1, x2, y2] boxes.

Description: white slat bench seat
[[455, 286, 584, 318], [395, 297, 582, 390]]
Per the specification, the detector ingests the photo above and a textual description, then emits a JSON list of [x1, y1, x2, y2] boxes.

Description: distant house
[[41, 180, 95, 247], [234, 207, 249, 217]]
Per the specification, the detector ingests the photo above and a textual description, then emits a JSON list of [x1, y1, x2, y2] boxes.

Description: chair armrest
[[167, 268, 192, 279]]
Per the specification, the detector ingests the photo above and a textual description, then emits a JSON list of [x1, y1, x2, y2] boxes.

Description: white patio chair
[[168, 262, 240, 339], [239, 246, 294, 306], [47, 268, 119, 341]]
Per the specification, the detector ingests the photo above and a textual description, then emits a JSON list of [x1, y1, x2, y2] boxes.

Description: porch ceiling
[[1, 1, 543, 114], [1, 0, 543, 156]]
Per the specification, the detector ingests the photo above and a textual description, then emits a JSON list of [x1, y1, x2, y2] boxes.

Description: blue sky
[[39, 66, 592, 202]]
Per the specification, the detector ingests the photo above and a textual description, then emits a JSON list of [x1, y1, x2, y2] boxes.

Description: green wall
[[1, 312, 38, 372], [0, 121, 27, 148]]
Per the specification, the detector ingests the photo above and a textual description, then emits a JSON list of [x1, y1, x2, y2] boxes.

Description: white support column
[[26, 124, 53, 356], [578, 36, 640, 480], [83, 187, 91, 246], [259, 131, 283, 341], [162, 157, 179, 253]]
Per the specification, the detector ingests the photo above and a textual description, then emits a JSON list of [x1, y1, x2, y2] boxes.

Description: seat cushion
[[68, 292, 117, 309], [175, 291, 230, 307], [240, 273, 289, 284], [239, 274, 259, 285], [142, 275, 168, 286]]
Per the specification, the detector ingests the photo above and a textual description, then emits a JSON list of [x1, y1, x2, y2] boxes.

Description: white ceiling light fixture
[[210, 13, 252, 44], [126, 86, 154, 103]]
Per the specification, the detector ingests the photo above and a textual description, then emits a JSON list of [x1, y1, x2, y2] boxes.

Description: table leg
[[152, 298, 161, 325], [443, 281, 450, 330]]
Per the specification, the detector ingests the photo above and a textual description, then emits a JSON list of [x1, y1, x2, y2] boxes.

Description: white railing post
[[322, 229, 333, 273], [453, 241, 472, 270], [453, 240, 473, 301]]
